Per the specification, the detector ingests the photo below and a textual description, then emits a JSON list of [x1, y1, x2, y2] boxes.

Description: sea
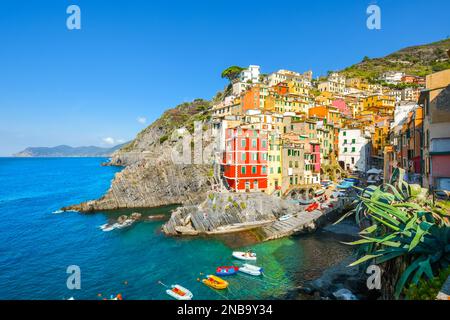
[[0, 157, 355, 300]]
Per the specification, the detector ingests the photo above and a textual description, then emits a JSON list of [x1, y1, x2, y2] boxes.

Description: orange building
[[308, 106, 341, 126], [242, 85, 263, 112], [308, 105, 328, 119], [273, 82, 289, 95]]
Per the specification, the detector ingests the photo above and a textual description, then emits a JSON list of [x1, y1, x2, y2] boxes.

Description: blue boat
[[337, 181, 354, 189], [215, 266, 238, 276], [344, 178, 360, 185]]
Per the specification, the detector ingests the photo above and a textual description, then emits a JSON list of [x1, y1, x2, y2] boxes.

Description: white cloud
[[137, 117, 147, 124], [102, 137, 115, 145], [116, 139, 125, 144]]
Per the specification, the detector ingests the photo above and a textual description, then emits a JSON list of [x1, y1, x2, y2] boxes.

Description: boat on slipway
[[278, 214, 293, 221]]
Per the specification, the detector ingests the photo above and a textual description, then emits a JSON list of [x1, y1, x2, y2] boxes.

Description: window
[[252, 153, 258, 161], [262, 140, 267, 148], [344, 139, 347, 144], [241, 139, 246, 148], [351, 157, 355, 164], [278, 167, 281, 174], [352, 139, 356, 144], [344, 147, 348, 153], [262, 166, 267, 174], [262, 153, 267, 161], [241, 153, 246, 161], [252, 139, 257, 148], [251, 166, 257, 174], [241, 166, 246, 174], [289, 161, 293, 168], [352, 147, 355, 153], [343, 131, 346, 136]]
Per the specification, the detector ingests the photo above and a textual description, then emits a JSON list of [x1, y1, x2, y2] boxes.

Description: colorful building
[[421, 69, 450, 191], [363, 94, 396, 117], [338, 128, 371, 172], [267, 132, 282, 194], [222, 127, 268, 192], [281, 133, 309, 192]]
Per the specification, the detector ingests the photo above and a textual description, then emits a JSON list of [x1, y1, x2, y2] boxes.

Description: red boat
[[305, 202, 319, 212], [215, 266, 239, 276]]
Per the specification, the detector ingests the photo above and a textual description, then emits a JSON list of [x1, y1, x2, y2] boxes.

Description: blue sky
[[0, 0, 449, 156]]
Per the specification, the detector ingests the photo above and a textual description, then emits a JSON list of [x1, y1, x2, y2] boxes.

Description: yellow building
[[287, 79, 310, 96], [264, 92, 309, 114], [363, 94, 396, 117], [372, 120, 390, 158], [314, 91, 334, 107], [267, 132, 282, 195]]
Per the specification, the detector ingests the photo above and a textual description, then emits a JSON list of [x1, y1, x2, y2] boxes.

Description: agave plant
[[336, 168, 450, 299]]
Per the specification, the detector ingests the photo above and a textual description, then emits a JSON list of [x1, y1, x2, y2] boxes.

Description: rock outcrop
[[63, 99, 218, 212], [162, 192, 300, 235]]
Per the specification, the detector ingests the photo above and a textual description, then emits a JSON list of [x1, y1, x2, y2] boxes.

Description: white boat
[[239, 264, 262, 276], [243, 263, 263, 272], [166, 284, 193, 300], [298, 198, 315, 205], [314, 188, 325, 196], [278, 214, 293, 221], [232, 251, 257, 261]]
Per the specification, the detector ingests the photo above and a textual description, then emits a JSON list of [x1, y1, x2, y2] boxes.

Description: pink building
[[332, 99, 351, 116]]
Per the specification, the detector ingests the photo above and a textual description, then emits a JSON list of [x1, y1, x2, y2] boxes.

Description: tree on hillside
[[221, 66, 244, 82]]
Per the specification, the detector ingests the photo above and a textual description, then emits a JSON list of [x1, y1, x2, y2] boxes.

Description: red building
[[222, 127, 268, 192]]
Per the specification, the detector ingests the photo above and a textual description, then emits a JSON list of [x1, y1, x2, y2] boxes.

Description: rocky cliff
[[63, 98, 218, 212]]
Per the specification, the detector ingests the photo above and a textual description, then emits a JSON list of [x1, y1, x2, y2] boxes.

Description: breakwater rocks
[[162, 192, 353, 239], [162, 192, 298, 235]]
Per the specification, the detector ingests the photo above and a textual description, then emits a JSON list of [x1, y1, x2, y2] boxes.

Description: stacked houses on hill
[[210, 64, 449, 195]]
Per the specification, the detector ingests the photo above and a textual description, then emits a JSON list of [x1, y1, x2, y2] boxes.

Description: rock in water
[[147, 214, 166, 221], [131, 212, 142, 220], [333, 288, 358, 300], [117, 215, 128, 224]]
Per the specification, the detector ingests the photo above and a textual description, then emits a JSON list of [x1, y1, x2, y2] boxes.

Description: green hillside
[[340, 38, 450, 80]]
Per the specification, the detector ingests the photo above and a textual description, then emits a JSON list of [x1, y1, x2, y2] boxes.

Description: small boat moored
[[232, 251, 257, 261], [166, 284, 193, 300], [202, 275, 229, 290], [305, 202, 319, 212], [297, 198, 315, 205], [239, 264, 263, 276], [314, 188, 325, 197], [278, 214, 293, 221], [215, 266, 238, 276]]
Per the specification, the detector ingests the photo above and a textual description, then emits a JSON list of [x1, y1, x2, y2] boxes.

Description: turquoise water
[[0, 158, 353, 300]]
